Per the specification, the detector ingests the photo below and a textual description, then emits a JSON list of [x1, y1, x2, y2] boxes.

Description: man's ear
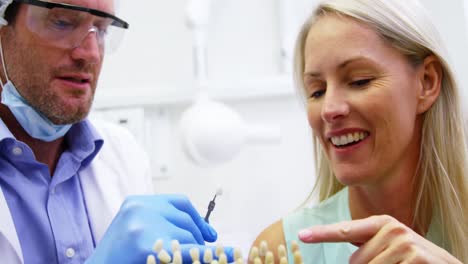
[[416, 55, 442, 114]]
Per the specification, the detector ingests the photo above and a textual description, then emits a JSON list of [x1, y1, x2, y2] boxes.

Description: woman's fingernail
[[298, 229, 314, 240]]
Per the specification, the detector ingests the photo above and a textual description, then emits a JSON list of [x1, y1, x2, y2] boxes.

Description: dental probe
[[204, 188, 222, 223]]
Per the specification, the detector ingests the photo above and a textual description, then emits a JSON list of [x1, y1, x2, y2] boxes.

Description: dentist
[[0, 0, 227, 263]]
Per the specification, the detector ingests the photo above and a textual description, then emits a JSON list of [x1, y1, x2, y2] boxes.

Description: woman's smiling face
[[303, 14, 425, 186]]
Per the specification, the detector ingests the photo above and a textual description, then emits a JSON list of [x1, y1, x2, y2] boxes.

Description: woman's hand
[[298, 215, 461, 264]]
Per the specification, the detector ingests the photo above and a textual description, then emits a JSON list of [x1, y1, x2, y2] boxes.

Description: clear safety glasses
[[14, 0, 129, 54]]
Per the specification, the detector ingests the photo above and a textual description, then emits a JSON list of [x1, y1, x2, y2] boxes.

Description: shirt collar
[[0, 117, 104, 168], [65, 119, 104, 168], [0, 117, 16, 141]]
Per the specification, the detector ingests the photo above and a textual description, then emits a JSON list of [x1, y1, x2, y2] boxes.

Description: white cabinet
[[89, 107, 145, 146]]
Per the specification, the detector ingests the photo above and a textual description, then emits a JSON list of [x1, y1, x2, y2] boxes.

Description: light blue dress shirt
[[0, 118, 103, 264]]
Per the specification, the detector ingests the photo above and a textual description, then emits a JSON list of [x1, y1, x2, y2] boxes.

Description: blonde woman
[[252, 0, 468, 263]]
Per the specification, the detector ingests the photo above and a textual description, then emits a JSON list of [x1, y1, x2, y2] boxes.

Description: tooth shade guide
[[215, 243, 224, 257], [203, 248, 214, 263], [171, 239, 181, 252], [236, 258, 245, 264], [218, 253, 228, 263], [247, 240, 303, 264], [234, 247, 243, 260], [253, 256, 262, 264], [173, 250, 182, 264], [279, 256, 288, 264], [249, 246, 259, 261], [145, 239, 308, 264], [277, 244, 287, 258], [190, 247, 200, 262], [259, 240, 268, 257], [218, 253, 228, 264], [290, 240, 299, 253], [157, 249, 171, 263], [146, 254, 156, 264], [293, 251, 303, 264], [265, 251, 274, 264], [153, 239, 163, 253]]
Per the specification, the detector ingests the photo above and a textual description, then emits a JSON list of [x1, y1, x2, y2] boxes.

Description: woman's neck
[[349, 183, 414, 227]]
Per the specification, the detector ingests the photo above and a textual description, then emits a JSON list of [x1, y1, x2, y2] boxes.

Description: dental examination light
[[179, 94, 281, 166], [180, 0, 281, 166]]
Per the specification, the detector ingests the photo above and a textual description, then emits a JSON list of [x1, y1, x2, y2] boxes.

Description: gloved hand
[[85, 194, 234, 263]]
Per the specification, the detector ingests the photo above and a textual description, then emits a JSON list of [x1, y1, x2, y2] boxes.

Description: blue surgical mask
[[1, 81, 72, 142], [0, 35, 71, 142]]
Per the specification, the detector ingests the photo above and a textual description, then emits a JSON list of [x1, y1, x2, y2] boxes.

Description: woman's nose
[[321, 89, 350, 123]]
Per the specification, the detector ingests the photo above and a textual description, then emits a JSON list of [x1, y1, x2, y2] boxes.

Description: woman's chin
[[334, 172, 370, 186]]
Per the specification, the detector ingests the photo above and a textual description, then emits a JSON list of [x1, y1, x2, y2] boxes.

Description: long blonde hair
[[294, 0, 468, 261]]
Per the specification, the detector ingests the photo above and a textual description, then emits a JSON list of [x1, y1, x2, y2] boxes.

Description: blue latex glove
[[85, 194, 234, 263]]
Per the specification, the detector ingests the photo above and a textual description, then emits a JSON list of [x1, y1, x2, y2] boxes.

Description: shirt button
[[12, 147, 22, 156], [65, 248, 75, 258]]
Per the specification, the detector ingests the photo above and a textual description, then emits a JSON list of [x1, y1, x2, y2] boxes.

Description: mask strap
[[0, 36, 9, 89]]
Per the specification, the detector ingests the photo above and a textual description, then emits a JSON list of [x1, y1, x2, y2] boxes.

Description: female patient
[[252, 0, 468, 263]]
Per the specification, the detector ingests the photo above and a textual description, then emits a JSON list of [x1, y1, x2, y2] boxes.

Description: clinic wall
[[425, 0, 468, 109], [93, 0, 468, 253]]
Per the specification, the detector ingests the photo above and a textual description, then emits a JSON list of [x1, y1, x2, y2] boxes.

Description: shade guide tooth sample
[[190, 247, 200, 262], [279, 256, 288, 264], [290, 240, 299, 253], [235, 258, 245, 264], [253, 256, 263, 264], [172, 240, 181, 252], [146, 254, 156, 264], [172, 250, 182, 264], [259, 241, 268, 257], [233, 247, 243, 260], [218, 253, 228, 264], [215, 243, 224, 257], [293, 251, 303, 264], [153, 239, 164, 253], [248, 246, 259, 261], [264, 251, 274, 264], [157, 249, 171, 263], [277, 244, 286, 258], [203, 248, 213, 263]]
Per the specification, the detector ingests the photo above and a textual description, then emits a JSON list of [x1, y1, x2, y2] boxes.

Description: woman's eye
[[350, 78, 373, 87], [310, 90, 325, 99]]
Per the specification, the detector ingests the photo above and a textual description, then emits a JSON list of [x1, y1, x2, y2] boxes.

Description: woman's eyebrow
[[303, 72, 322, 78], [337, 56, 374, 69], [304, 56, 376, 76]]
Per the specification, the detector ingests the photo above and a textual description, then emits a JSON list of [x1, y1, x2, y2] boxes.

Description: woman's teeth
[[330, 132, 369, 147]]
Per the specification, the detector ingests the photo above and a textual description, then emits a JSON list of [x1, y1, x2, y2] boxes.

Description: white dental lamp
[[180, 0, 281, 167]]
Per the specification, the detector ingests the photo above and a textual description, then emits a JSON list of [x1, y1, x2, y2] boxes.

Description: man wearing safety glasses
[[0, 0, 231, 263]]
